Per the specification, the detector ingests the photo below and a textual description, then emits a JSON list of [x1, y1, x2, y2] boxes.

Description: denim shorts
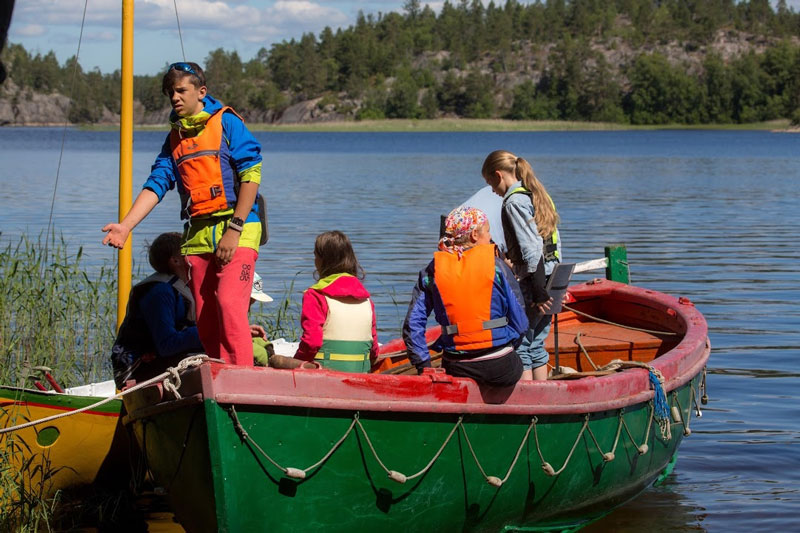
[[516, 318, 551, 370]]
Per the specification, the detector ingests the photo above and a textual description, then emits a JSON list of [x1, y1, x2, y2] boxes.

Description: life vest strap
[[544, 241, 559, 262], [444, 317, 508, 336], [314, 353, 367, 362]]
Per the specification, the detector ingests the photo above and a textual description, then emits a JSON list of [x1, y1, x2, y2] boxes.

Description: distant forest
[[2, 0, 800, 125]]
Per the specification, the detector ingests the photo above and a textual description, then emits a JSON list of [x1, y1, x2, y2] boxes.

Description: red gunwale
[[181, 280, 709, 417]]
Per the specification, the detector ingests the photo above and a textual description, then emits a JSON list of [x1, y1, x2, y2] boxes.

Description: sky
[[7, 0, 800, 76], [7, 1, 440, 75]]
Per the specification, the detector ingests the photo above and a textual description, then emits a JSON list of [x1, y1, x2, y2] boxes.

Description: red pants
[[186, 248, 257, 366]]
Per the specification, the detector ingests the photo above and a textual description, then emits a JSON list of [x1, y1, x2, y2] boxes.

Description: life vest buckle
[[209, 185, 222, 198]]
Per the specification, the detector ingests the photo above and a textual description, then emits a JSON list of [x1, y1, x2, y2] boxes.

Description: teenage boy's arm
[[103, 138, 176, 249], [216, 180, 258, 264], [102, 189, 159, 249], [216, 113, 262, 264]]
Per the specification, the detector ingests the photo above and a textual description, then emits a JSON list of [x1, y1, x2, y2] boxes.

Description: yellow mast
[[117, 0, 133, 328]]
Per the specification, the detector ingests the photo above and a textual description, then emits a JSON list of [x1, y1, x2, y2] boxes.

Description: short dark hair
[[148, 232, 182, 274], [162, 61, 205, 95]]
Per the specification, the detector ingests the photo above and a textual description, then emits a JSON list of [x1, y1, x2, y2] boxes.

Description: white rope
[[620, 402, 655, 455], [460, 418, 535, 487], [533, 415, 590, 477], [229, 406, 357, 480], [673, 390, 692, 437], [574, 332, 599, 370], [357, 415, 463, 484], [0, 355, 212, 435]]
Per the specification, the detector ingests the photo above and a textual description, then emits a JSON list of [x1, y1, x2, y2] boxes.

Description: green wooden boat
[[122, 278, 709, 532]]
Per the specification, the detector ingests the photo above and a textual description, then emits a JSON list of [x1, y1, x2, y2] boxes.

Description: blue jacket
[[111, 276, 204, 387], [402, 249, 528, 369]]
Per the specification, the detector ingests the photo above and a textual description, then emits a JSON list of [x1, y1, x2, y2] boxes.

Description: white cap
[[251, 272, 273, 303]]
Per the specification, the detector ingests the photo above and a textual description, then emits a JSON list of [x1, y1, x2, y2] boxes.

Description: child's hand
[[101, 223, 130, 249], [250, 324, 267, 340], [216, 229, 240, 264], [534, 297, 553, 314]]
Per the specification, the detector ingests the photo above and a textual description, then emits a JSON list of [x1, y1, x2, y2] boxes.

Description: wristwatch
[[228, 217, 244, 232]]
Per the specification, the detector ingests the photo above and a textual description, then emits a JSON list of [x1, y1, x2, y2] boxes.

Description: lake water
[[1, 128, 798, 531]]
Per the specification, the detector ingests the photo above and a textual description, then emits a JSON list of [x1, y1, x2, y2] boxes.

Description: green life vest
[[503, 186, 560, 262], [314, 292, 374, 373]]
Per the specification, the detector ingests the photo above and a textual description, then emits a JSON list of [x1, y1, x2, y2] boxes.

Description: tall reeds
[[0, 234, 116, 388]]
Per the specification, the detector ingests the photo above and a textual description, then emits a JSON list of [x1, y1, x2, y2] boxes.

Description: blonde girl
[[481, 150, 561, 380]]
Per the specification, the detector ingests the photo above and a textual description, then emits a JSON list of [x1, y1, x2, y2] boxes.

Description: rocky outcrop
[[0, 80, 71, 125], [1, 29, 796, 126]]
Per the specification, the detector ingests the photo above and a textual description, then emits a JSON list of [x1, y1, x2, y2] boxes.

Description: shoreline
[[1, 118, 795, 133]]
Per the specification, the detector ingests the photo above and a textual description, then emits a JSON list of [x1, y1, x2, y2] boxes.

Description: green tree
[[385, 67, 420, 118], [625, 53, 704, 124], [508, 80, 559, 120]]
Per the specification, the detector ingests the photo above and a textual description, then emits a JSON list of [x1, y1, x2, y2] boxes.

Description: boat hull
[[123, 280, 710, 532], [0, 385, 123, 498]]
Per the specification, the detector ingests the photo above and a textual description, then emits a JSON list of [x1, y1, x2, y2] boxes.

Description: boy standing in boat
[[102, 61, 263, 366]]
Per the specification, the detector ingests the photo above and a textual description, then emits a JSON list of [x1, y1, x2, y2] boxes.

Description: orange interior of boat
[[375, 297, 683, 377]]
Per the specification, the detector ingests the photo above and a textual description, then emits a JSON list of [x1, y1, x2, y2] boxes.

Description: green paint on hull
[[134, 380, 699, 532], [0, 386, 121, 415]]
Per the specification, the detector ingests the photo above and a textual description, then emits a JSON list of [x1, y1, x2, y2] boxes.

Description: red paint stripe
[[0, 400, 120, 418]]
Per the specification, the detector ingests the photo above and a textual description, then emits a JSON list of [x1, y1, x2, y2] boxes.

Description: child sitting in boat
[[403, 207, 528, 387], [111, 232, 204, 388], [292, 231, 379, 372]]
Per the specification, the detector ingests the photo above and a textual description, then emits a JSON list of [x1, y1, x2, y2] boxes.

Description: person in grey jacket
[[481, 150, 562, 380]]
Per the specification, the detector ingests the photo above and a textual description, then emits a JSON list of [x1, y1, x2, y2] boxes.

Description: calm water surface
[[1, 128, 798, 531]]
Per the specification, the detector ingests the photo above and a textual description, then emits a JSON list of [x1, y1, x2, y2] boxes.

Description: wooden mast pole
[[117, 0, 134, 328]]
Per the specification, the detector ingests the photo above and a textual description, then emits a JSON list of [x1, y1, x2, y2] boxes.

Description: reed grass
[[249, 276, 301, 343], [0, 234, 117, 388]]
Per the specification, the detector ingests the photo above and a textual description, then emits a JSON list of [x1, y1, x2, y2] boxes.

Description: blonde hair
[[481, 150, 559, 239], [314, 230, 365, 280]]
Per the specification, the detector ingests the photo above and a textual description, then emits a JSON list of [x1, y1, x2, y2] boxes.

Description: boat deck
[[545, 310, 680, 372]]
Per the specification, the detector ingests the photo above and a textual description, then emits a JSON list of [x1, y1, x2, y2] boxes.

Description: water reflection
[[583, 477, 707, 532]]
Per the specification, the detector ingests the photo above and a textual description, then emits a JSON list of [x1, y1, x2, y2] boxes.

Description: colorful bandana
[[438, 206, 488, 257]]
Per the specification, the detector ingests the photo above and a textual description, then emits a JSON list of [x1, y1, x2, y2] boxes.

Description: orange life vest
[[170, 107, 241, 218], [433, 244, 506, 352]]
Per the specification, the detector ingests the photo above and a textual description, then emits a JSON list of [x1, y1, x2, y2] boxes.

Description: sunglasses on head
[[168, 62, 197, 76]]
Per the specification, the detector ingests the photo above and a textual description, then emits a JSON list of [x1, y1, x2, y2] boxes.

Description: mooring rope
[[0, 355, 213, 435], [561, 304, 678, 336], [573, 332, 599, 370], [591, 359, 671, 441]]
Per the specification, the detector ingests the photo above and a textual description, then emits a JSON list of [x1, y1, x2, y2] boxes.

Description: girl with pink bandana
[[402, 207, 528, 387]]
